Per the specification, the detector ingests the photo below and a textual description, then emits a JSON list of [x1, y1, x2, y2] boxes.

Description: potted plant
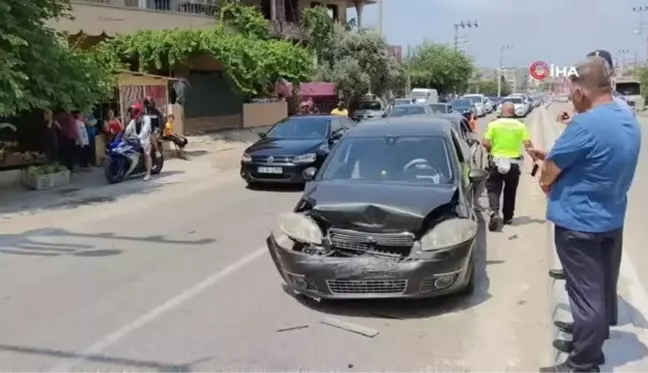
[[23, 164, 70, 190]]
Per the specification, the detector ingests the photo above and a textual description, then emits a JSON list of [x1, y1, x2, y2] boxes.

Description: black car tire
[[246, 181, 261, 189]]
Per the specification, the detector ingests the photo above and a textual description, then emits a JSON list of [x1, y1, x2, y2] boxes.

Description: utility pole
[[618, 49, 632, 72], [497, 45, 513, 97], [453, 20, 478, 52], [633, 6, 648, 60], [377, 0, 384, 37]]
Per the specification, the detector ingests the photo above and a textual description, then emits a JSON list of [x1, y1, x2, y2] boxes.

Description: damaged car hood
[[303, 181, 458, 233]]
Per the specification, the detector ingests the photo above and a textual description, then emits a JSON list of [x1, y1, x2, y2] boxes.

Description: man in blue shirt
[[536, 57, 641, 372]]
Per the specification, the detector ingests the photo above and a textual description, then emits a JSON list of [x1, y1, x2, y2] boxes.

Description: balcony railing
[[74, 0, 306, 38], [75, 0, 218, 16]]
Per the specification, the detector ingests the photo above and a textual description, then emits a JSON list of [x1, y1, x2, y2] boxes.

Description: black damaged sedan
[[266, 117, 488, 299], [240, 114, 355, 186]]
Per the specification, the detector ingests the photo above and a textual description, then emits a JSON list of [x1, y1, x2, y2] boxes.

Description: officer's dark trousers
[[485, 163, 520, 220], [555, 225, 623, 370]]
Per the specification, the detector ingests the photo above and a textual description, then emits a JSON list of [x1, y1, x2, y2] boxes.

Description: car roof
[[348, 117, 452, 138], [287, 114, 337, 120], [393, 103, 429, 108]]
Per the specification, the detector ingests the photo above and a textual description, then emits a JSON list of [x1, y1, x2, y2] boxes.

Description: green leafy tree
[[407, 41, 474, 94], [0, 0, 116, 116], [300, 9, 403, 104], [95, 4, 313, 99], [467, 79, 511, 96], [217, 0, 270, 40]]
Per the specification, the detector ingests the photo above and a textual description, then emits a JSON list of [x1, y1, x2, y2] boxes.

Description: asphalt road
[[0, 111, 554, 372]]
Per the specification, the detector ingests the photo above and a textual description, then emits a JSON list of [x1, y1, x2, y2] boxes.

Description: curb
[[543, 105, 648, 371]]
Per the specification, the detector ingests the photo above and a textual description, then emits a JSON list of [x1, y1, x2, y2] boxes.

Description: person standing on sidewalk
[[535, 57, 641, 373], [550, 50, 634, 281], [482, 102, 537, 231]]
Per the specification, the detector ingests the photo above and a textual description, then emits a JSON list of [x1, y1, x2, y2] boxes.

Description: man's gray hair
[[568, 56, 612, 92]]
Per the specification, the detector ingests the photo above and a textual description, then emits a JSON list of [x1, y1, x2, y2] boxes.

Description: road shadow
[[245, 182, 304, 193], [0, 168, 186, 218], [511, 215, 546, 226], [288, 215, 492, 320], [0, 343, 210, 372], [601, 330, 648, 372], [0, 227, 215, 258]]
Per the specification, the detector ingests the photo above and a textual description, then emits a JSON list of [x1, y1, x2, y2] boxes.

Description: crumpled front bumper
[[266, 232, 475, 299]]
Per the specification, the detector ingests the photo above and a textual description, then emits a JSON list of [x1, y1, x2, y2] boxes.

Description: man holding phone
[[556, 50, 633, 126]]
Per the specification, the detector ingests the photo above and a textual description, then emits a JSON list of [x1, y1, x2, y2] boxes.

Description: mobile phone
[[531, 163, 539, 176]]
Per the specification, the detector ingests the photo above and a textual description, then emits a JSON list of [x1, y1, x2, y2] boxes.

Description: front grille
[[251, 155, 292, 163], [328, 228, 414, 257], [329, 229, 414, 247], [327, 279, 407, 294]]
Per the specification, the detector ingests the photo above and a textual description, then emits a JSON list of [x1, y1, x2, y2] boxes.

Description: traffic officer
[[482, 102, 537, 231]]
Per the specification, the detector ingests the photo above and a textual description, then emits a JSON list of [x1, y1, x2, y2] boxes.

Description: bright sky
[[348, 0, 647, 69]]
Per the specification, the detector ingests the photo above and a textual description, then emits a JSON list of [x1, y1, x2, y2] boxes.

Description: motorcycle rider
[[124, 102, 153, 181]]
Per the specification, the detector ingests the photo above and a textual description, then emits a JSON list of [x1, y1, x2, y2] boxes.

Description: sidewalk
[[538, 104, 648, 371], [0, 132, 251, 224]]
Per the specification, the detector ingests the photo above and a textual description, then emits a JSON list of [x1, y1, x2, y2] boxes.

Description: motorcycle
[[104, 132, 164, 183]]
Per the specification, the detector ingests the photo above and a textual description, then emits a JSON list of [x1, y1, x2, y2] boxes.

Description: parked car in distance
[[394, 98, 414, 106], [462, 94, 487, 117], [487, 96, 501, 111], [266, 117, 487, 299], [384, 104, 433, 118], [240, 114, 355, 186], [427, 103, 453, 114], [450, 99, 476, 120], [352, 99, 387, 122], [497, 96, 528, 118]]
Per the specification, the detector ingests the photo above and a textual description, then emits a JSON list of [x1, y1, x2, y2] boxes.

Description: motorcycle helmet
[[130, 102, 144, 120]]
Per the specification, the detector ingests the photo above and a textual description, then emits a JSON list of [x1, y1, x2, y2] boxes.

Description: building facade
[[50, 0, 375, 38]]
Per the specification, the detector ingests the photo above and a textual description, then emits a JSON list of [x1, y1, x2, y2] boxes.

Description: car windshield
[[410, 91, 431, 99], [451, 99, 472, 107], [320, 136, 453, 185], [266, 117, 330, 139], [388, 106, 427, 117], [394, 99, 412, 106], [358, 101, 382, 110], [428, 104, 448, 113], [463, 96, 482, 103], [616, 82, 641, 96], [502, 97, 522, 104]]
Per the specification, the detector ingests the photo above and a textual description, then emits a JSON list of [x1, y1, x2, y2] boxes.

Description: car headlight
[[277, 212, 322, 244], [420, 218, 478, 251], [293, 153, 316, 164], [241, 153, 251, 162]]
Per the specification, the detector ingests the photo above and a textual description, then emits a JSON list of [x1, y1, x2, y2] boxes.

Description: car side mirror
[[468, 168, 488, 184], [258, 132, 267, 139], [302, 167, 317, 181]]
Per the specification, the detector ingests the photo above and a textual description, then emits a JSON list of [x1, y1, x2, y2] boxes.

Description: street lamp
[[454, 20, 478, 52], [497, 44, 513, 97]]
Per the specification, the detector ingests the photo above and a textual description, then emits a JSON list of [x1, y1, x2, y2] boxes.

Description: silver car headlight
[[293, 153, 316, 164], [420, 218, 478, 251], [241, 152, 251, 162], [277, 212, 323, 244]]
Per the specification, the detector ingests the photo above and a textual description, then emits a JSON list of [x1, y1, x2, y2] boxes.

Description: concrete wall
[[243, 102, 287, 128], [184, 114, 243, 134]]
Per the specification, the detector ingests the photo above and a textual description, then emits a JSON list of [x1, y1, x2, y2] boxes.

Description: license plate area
[[257, 167, 283, 174]]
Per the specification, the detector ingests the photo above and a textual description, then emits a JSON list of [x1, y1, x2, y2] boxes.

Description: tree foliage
[[0, 0, 116, 116], [467, 79, 511, 96], [95, 2, 313, 98], [407, 41, 474, 94], [301, 7, 403, 103]]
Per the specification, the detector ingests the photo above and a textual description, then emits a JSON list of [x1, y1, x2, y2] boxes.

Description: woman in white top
[[72, 111, 90, 171]]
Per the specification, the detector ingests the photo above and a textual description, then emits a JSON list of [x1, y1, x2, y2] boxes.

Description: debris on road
[[320, 317, 379, 338], [276, 325, 309, 332], [508, 234, 519, 240]]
